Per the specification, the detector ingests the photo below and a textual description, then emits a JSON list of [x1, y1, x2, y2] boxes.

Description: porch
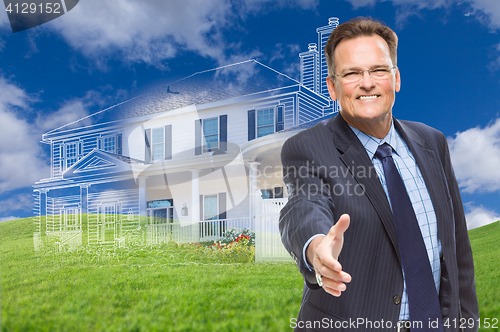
[[146, 217, 254, 244]]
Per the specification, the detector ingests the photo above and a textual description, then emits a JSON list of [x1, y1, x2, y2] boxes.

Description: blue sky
[[0, 0, 499, 228]]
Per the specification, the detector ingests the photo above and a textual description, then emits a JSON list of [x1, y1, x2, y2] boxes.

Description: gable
[[63, 149, 136, 180], [77, 156, 117, 172]]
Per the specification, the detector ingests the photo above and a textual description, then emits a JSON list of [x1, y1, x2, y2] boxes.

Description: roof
[[279, 112, 338, 133], [99, 150, 148, 165], [46, 60, 300, 135]]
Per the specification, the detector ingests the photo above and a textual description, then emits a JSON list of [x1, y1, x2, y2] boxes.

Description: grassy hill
[[0, 217, 498, 331], [468, 221, 500, 330]]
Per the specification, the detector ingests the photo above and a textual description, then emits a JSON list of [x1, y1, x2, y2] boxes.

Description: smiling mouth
[[358, 95, 379, 100]]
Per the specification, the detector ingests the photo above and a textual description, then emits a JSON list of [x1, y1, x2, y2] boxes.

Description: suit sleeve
[[279, 132, 336, 289], [439, 132, 479, 329]]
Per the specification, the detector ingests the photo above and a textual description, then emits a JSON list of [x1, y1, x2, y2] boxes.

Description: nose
[[359, 70, 376, 89]]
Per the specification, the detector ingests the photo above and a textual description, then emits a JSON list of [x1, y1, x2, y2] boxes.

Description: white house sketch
[[32, 18, 340, 259]]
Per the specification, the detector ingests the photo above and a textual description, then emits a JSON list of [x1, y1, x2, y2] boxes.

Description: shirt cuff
[[303, 234, 326, 271]]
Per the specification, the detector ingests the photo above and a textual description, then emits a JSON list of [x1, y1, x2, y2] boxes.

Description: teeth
[[359, 95, 378, 100]]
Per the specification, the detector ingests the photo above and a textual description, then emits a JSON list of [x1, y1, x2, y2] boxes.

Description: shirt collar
[[349, 121, 400, 160]]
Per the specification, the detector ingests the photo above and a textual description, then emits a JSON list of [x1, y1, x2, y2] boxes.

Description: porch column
[[190, 169, 200, 223], [39, 189, 48, 235], [247, 162, 260, 227], [138, 177, 147, 217]]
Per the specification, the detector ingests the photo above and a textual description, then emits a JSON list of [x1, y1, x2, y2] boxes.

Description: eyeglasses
[[333, 67, 397, 83]]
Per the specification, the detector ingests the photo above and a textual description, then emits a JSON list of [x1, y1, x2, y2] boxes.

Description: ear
[[395, 68, 401, 92], [326, 76, 338, 101]]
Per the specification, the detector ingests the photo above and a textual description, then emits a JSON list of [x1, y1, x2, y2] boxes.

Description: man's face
[[326, 35, 401, 132]]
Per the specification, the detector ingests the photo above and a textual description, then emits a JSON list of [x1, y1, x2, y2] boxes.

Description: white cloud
[[0, 77, 49, 193], [0, 3, 9, 27], [0, 192, 33, 215], [448, 117, 500, 194], [466, 0, 500, 30], [237, 0, 317, 13], [346, 0, 378, 8], [41, 0, 317, 68], [465, 204, 500, 229], [345, 0, 500, 30], [0, 216, 20, 222], [0, 76, 120, 194], [35, 87, 124, 132], [267, 43, 302, 80], [346, 0, 456, 10], [36, 99, 89, 132], [0, 76, 35, 108]]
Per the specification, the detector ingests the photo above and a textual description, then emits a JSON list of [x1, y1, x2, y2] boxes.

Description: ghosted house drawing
[[32, 18, 340, 258]]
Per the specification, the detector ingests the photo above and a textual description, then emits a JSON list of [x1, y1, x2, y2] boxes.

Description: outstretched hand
[[308, 214, 351, 297]]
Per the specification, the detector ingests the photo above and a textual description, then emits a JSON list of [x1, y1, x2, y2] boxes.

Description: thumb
[[328, 214, 350, 238], [327, 214, 350, 260]]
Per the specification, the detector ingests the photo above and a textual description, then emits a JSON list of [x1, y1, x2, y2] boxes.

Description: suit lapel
[[326, 115, 401, 262]]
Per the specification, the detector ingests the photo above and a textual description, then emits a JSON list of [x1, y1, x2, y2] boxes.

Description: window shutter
[[78, 141, 83, 158], [116, 134, 122, 155], [218, 193, 226, 220], [60, 144, 65, 171], [276, 105, 284, 132], [145, 129, 152, 163], [97, 137, 102, 150], [248, 110, 256, 141], [219, 115, 227, 151], [199, 195, 204, 221], [195, 119, 202, 155], [164, 125, 172, 160]]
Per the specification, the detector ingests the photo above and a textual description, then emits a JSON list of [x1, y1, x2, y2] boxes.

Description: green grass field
[[1, 217, 499, 331], [469, 221, 500, 331]]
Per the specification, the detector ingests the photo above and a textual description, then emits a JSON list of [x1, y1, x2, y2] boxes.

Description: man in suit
[[279, 18, 478, 331]]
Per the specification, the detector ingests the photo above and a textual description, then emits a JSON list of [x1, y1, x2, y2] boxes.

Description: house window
[[147, 199, 173, 209], [248, 106, 283, 141], [257, 108, 274, 138], [66, 143, 78, 169], [152, 127, 164, 161], [147, 199, 174, 226], [204, 195, 218, 220], [195, 116, 226, 155], [103, 136, 116, 153], [261, 187, 284, 199], [145, 126, 171, 163], [203, 118, 219, 152]]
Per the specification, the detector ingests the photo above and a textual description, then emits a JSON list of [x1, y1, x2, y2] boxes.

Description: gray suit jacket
[[279, 114, 479, 331]]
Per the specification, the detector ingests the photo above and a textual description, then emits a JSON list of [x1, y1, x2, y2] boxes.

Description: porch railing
[[198, 218, 252, 242], [54, 230, 83, 252], [146, 223, 177, 245]]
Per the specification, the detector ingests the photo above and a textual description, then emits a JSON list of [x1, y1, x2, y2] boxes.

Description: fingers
[[316, 264, 351, 284], [313, 214, 352, 297], [322, 279, 347, 297], [315, 269, 350, 297]]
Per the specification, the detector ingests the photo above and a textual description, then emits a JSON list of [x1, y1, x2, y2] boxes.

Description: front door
[[103, 205, 116, 242]]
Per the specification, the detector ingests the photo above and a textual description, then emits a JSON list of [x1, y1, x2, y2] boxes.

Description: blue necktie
[[375, 143, 443, 332]]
